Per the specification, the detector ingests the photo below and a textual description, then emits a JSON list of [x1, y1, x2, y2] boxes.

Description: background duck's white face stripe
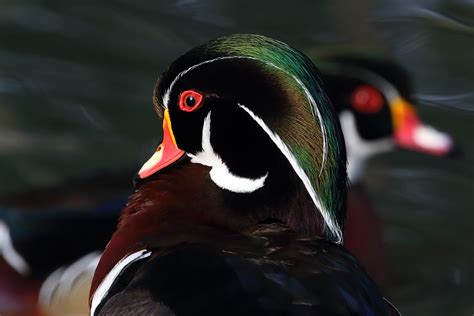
[[188, 111, 268, 193], [162, 55, 328, 173], [90, 249, 151, 316], [238, 104, 342, 243]]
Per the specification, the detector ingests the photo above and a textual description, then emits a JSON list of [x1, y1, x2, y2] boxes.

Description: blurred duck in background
[[0, 50, 456, 316], [312, 50, 457, 284], [315, 52, 456, 183]]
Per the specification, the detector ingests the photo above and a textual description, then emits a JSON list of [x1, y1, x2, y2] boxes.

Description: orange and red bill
[[138, 109, 185, 180], [390, 98, 456, 156]]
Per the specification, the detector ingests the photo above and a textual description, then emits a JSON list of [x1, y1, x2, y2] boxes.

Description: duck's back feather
[[95, 223, 393, 316]]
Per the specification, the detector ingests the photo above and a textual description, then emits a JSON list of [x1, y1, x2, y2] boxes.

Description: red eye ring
[[350, 85, 384, 113], [179, 90, 203, 112]]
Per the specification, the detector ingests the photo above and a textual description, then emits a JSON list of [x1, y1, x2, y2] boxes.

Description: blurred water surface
[[0, 0, 472, 315]]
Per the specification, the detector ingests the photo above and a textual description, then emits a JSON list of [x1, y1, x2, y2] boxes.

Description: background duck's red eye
[[179, 90, 203, 112], [350, 85, 384, 113]]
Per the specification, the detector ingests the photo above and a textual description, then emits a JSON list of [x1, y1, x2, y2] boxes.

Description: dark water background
[[0, 1, 473, 315]]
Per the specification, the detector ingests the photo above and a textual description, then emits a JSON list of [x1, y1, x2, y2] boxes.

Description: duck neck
[[91, 162, 324, 301]]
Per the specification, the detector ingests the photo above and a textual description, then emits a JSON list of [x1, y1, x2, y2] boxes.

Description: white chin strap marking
[[188, 111, 268, 194], [239, 104, 342, 244]]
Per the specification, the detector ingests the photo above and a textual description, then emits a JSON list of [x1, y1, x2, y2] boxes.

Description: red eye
[[350, 85, 384, 113], [179, 90, 203, 112]]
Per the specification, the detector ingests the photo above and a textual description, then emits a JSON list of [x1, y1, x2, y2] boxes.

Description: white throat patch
[[339, 111, 393, 183], [188, 111, 268, 193]]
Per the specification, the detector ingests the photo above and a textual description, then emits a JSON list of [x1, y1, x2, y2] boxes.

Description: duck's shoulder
[[94, 224, 393, 316]]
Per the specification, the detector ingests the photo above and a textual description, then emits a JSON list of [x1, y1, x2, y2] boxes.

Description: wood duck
[[1, 52, 455, 283], [6, 48, 447, 316], [3, 49, 454, 315], [89, 34, 397, 316], [310, 52, 458, 285], [314, 53, 457, 183]]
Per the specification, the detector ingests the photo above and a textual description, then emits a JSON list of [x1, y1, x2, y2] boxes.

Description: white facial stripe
[[189, 112, 268, 193], [90, 249, 151, 316], [162, 55, 328, 174], [239, 104, 342, 244]]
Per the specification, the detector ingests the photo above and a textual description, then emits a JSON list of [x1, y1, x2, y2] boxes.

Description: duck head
[[318, 55, 456, 182], [136, 34, 347, 243]]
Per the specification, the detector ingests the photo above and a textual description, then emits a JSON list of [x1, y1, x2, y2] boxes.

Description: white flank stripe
[[162, 55, 328, 174], [238, 104, 342, 243], [90, 249, 151, 316]]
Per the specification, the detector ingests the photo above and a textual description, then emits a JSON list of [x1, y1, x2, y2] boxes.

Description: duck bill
[[138, 109, 185, 179], [391, 98, 454, 156]]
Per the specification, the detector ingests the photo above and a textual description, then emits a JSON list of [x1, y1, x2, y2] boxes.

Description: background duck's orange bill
[[391, 98, 454, 156], [138, 110, 185, 179]]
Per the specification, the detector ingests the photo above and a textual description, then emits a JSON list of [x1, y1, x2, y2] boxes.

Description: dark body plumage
[[92, 164, 393, 316], [97, 223, 389, 316]]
